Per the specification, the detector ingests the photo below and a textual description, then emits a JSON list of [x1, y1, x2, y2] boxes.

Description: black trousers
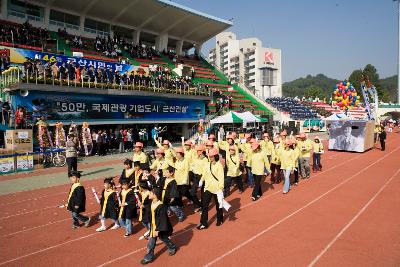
[[270, 163, 281, 183], [178, 184, 201, 208], [294, 169, 299, 184], [66, 157, 77, 176], [200, 190, 223, 227], [380, 139, 385, 151], [190, 173, 202, 205], [224, 175, 243, 196], [252, 174, 263, 198]]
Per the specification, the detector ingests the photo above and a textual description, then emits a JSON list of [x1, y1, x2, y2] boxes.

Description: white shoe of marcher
[[111, 224, 120, 230], [96, 226, 106, 232]]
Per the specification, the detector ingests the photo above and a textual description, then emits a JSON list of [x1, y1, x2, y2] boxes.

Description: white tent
[[237, 111, 261, 123], [210, 111, 261, 124]]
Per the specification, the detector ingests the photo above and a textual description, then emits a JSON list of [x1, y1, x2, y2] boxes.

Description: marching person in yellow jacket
[[270, 136, 282, 184], [174, 147, 202, 211], [224, 145, 243, 196], [240, 133, 254, 187], [205, 140, 215, 155], [280, 139, 296, 194], [208, 134, 219, 150], [279, 130, 288, 146], [218, 134, 239, 153], [297, 132, 312, 179], [250, 142, 270, 201], [312, 136, 324, 172], [260, 133, 274, 163], [191, 145, 208, 209], [292, 136, 301, 185], [154, 139, 176, 162], [132, 142, 148, 164], [197, 148, 224, 230], [150, 148, 174, 181]]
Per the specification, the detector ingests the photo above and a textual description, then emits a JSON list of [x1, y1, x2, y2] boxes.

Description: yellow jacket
[[280, 148, 296, 170], [313, 142, 324, 154], [218, 140, 239, 153], [271, 145, 282, 165], [132, 151, 148, 164], [150, 158, 174, 177], [201, 161, 224, 194], [183, 147, 196, 171], [298, 139, 313, 158], [250, 150, 270, 175], [174, 158, 190, 185], [193, 155, 209, 176], [240, 142, 253, 166], [260, 140, 274, 156], [225, 152, 242, 177], [155, 139, 176, 162]]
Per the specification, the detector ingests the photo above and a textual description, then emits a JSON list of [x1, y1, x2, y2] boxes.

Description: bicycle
[[42, 147, 67, 168]]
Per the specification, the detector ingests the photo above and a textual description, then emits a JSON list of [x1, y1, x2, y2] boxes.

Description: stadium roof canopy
[[32, 0, 233, 48]]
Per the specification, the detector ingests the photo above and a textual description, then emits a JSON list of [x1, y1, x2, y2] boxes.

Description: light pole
[[396, 0, 400, 104]]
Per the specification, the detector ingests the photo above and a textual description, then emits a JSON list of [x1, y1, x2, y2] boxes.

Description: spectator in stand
[[15, 107, 26, 129]]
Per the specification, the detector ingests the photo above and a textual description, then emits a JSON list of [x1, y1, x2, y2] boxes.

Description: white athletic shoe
[[111, 224, 120, 230], [96, 226, 106, 232]]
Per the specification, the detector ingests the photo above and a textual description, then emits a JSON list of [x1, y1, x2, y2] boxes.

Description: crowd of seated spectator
[[0, 20, 49, 48], [301, 101, 333, 118], [266, 97, 318, 120], [20, 58, 200, 93]]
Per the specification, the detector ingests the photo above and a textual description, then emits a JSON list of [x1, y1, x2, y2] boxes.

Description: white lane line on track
[[203, 144, 400, 266], [307, 167, 400, 267]]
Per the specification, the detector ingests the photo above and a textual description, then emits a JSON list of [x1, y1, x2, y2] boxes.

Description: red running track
[[0, 136, 399, 267]]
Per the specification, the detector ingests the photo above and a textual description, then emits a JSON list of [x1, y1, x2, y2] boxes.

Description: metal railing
[[1, 67, 211, 97]]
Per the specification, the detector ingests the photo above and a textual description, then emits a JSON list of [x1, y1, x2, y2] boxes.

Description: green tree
[[362, 64, 383, 100], [304, 86, 325, 99], [348, 69, 364, 90]]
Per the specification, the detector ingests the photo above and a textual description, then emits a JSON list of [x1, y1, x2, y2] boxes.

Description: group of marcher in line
[[65, 129, 327, 264]]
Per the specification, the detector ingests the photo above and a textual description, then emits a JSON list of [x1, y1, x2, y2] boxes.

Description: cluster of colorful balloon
[[333, 81, 360, 111]]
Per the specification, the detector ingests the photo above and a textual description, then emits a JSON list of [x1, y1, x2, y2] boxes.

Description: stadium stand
[[266, 97, 318, 120]]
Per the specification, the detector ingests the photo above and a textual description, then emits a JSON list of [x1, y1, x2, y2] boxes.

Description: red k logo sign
[[264, 51, 273, 63]]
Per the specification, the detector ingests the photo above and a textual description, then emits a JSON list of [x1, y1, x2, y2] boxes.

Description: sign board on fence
[[0, 157, 15, 174], [5, 130, 33, 152], [16, 155, 34, 172]]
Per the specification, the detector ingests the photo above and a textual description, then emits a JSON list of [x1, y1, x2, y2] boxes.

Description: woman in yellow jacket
[[312, 136, 324, 172], [224, 145, 243, 196], [280, 139, 296, 194], [197, 148, 224, 230], [250, 142, 270, 201], [260, 133, 274, 163]]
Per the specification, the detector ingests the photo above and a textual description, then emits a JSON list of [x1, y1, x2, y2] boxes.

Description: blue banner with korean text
[[1, 45, 134, 73], [13, 90, 205, 123]]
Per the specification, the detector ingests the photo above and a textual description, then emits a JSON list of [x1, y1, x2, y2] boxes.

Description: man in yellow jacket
[[260, 133, 274, 163], [174, 147, 201, 211], [297, 132, 312, 179], [270, 136, 282, 184], [240, 133, 253, 187], [197, 148, 224, 230], [250, 142, 270, 201], [225, 145, 243, 196]]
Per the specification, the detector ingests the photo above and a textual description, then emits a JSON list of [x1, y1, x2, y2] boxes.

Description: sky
[[172, 0, 397, 82]]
